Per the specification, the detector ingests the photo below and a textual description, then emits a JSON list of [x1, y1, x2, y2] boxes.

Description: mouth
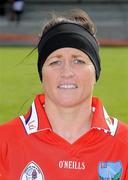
[[57, 84, 78, 89]]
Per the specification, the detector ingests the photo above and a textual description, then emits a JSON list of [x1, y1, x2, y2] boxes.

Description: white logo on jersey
[[59, 160, 86, 170], [20, 161, 45, 180]]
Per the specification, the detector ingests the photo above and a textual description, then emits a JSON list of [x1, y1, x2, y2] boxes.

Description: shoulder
[[0, 117, 26, 141], [115, 120, 128, 145]]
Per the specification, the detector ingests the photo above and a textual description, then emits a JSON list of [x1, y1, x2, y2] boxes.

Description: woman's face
[[42, 48, 96, 108]]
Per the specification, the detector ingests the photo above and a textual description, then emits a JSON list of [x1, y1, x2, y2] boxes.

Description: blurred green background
[[0, 47, 128, 124]]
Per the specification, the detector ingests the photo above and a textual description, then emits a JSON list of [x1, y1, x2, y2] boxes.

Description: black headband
[[38, 22, 101, 81]]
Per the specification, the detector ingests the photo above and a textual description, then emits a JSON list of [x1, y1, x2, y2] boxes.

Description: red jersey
[[0, 94, 128, 180]]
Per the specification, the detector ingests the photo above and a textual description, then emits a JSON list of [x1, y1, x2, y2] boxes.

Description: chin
[[56, 96, 81, 108]]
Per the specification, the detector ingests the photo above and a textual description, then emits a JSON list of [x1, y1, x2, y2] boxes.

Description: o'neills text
[[59, 161, 85, 170]]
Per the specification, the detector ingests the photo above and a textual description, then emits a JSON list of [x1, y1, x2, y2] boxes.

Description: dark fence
[[26, 0, 128, 3]]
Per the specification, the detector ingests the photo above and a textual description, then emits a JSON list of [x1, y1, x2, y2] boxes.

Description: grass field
[[0, 47, 128, 124]]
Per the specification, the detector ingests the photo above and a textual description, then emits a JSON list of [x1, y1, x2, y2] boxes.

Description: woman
[[0, 9, 128, 180]]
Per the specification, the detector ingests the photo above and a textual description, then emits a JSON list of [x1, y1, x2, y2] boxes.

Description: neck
[[44, 97, 93, 144]]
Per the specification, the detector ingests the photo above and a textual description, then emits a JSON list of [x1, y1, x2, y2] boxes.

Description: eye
[[73, 59, 86, 64], [48, 60, 61, 66]]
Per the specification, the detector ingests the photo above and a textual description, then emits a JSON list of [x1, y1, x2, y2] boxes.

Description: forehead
[[46, 47, 90, 59]]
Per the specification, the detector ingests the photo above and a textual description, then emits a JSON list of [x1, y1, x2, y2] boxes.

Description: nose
[[60, 62, 74, 78]]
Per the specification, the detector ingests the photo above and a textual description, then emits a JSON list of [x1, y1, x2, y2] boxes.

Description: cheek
[[42, 66, 51, 81], [42, 73, 51, 89], [42, 72, 53, 94], [88, 66, 96, 83], [79, 67, 96, 86], [42, 68, 48, 88], [42, 70, 49, 82], [42, 68, 58, 88]]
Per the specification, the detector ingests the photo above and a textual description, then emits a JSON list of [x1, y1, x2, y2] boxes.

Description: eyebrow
[[48, 54, 84, 59], [47, 54, 63, 61], [72, 54, 84, 58]]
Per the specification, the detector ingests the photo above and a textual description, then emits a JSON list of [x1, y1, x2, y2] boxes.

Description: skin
[[42, 48, 96, 143]]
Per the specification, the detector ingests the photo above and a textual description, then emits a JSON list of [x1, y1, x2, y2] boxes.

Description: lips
[[57, 84, 78, 89]]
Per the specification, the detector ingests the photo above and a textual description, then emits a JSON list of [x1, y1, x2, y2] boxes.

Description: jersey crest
[[20, 161, 45, 180], [98, 161, 122, 179]]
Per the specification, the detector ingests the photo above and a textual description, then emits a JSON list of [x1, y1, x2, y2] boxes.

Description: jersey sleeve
[[0, 126, 8, 179], [0, 137, 7, 180]]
